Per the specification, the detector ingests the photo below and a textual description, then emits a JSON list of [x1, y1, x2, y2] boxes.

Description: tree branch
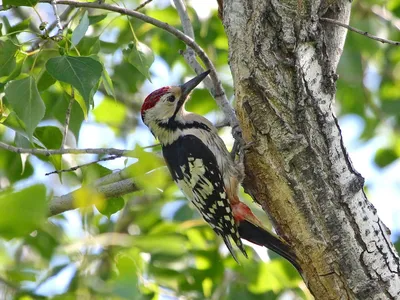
[[61, 88, 74, 149], [48, 5, 75, 35], [49, 178, 138, 215], [36, 0, 241, 139], [321, 17, 400, 46], [48, 162, 149, 215], [50, 0, 64, 38], [0, 141, 128, 156]]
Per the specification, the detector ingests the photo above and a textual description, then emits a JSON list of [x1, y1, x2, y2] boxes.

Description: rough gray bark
[[222, 0, 400, 298]]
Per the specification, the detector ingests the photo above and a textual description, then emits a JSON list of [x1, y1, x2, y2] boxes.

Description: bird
[[140, 70, 299, 268]]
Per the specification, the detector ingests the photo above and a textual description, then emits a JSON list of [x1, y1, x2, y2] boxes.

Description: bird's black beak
[[180, 70, 210, 99]]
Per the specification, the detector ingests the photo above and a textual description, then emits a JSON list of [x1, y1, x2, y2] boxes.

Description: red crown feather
[[141, 86, 171, 116]]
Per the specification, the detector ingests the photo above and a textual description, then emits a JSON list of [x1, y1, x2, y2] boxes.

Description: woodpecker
[[141, 70, 299, 267]]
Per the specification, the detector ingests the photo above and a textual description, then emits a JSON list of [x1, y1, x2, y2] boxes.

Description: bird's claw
[[237, 141, 255, 165]]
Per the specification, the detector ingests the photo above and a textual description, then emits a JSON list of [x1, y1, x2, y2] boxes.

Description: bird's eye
[[166, 95, 175, 102]]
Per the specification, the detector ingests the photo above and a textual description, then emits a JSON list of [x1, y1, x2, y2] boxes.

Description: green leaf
[[0, 184, 47, 239], [374, 147, 398, 168], [123, 41, 154, 81], [186, 88, 218, 115], [96, 197, 124, 218], [1, 111, 26, 133], [46, 56, 103, 113], [34, 126, 63, 149], [135, 167, 170, 192], [123, 146, 171, 193], [0, 51, 26, 84], [134, 234, 188, 255], [102, 68, 116, 99], [248, 260, 300, 294], [127, 145, 165, 174], [71, 11, 89, 47], [0, 40, 18, 78], [5, 76, 45, 140], [25, 228, 59, 260], [1, 112, 45, 147], [380, 82, 400, 101], [34, 126, 63, 171], [88, 14, 108, 25], [41, 91, 84, 141], [37, 70, 57, 91], [6, 267, 37, 284], [382, 100, 400, 115], [113, 62, 145, 94], [14, 132, 30, 148], [82, 163, 112, 185], [100, 40, 120, 54], [7, 17, 32, 35], [148, 265, 183, 286], [58, 81, 89, 119], [111, 255, 140, 298], [3, 0, 38, 6], [76, 36, 101, 56], [0, 150, 34, 184], [147, 7, 181, 26], [92, 97, 126, 126]]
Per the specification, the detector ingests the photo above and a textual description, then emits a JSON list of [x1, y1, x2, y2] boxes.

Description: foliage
[[0, 0, 398, 299]]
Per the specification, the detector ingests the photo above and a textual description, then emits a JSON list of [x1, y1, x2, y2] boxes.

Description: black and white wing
[[162, 134, 247, 260]]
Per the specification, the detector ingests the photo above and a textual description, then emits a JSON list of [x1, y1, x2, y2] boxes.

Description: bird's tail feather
[[238, 220, 301, 271], [222, 235, 240, 263], [222, 233, 248, 263]]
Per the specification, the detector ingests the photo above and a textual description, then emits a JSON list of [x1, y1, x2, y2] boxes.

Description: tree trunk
[[222, 0, 400, 298]]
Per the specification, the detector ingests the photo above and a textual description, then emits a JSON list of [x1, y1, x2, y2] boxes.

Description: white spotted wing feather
[[162, 134, 247, 261]]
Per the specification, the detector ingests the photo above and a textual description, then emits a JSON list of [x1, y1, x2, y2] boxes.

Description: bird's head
[[141, 70, 210, 125]]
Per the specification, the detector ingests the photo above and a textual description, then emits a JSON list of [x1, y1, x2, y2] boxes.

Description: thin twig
[[49, 5, 75, 34], [29, 6, 75, 51], [45, 155, 121, 175], [50, 0, 64, 37], [61, 88, 74, 149], [134, 0, 153, 11], [321, 17, 400, 46], [36, 0, 241, 141], [143, 143, 161, 149], [0, 141, 128, 156]]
